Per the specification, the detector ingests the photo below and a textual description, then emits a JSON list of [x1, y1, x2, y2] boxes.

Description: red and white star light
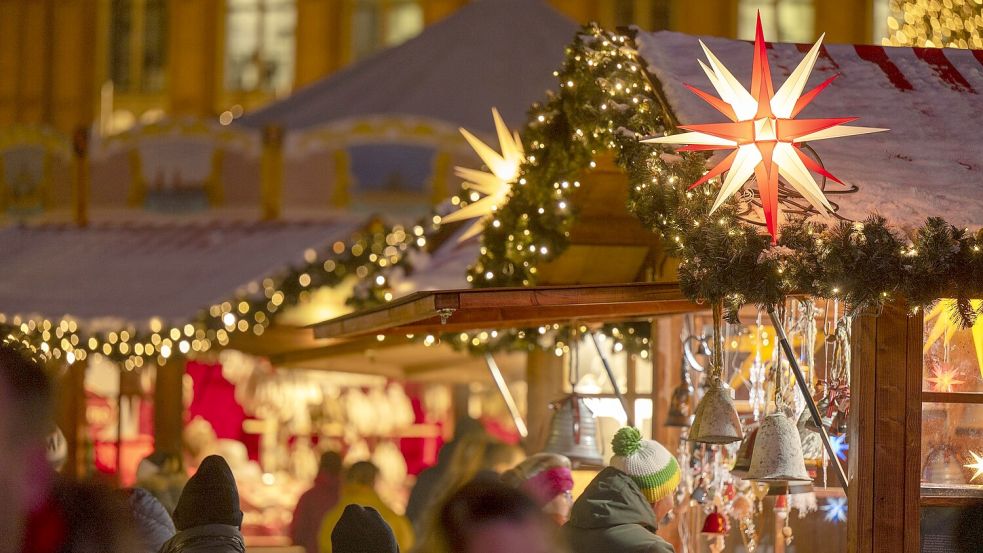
[[645, 15, 887, 242]]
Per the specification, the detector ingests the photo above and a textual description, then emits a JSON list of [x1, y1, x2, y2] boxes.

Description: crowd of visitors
[[0, 343, 690, 553]]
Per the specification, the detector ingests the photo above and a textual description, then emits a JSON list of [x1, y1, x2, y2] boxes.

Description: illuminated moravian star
[[643, 13, 887, 242], [925, 362, 966, 393], [443, 108, 525, 242], [822, 497, 848, 523], [924, 299, 983, 381], [829, 433, 848, 461], [966, 450, 983, 483]]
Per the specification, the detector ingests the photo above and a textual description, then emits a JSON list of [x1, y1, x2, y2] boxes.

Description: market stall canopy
[[638, 31, 983, 231], [0, 217, 359, 326], [312, 282, 699, 340], [238, 0, 576, 133]]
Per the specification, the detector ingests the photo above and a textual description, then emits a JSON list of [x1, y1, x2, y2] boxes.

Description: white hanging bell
[[689, 378, 743, 444], [745, 412, 811, 482]]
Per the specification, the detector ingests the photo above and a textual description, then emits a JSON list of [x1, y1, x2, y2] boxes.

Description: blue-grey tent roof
[[239, 0, 577, 133]]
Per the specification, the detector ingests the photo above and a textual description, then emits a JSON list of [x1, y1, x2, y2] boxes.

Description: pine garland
[[472, 23, 983, 327]]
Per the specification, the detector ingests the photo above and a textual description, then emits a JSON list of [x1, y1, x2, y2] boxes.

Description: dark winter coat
[[562, 467, 675, 553], [127, 488, 176, 553], [157, 524, 246, 553], [290, 472, 341, 553]]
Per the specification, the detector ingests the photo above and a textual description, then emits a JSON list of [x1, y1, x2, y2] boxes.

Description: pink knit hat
[[521, 466, 574, 506]]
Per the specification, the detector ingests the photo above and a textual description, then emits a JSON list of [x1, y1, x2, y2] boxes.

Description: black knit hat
[[172, 455, 243, 531], [331, 505, 399, 553]]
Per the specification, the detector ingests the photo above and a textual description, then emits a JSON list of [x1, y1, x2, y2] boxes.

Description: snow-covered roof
[[637, 31, 983, 231], [0, 218, 359, 326], [239, 0, 576, 133]]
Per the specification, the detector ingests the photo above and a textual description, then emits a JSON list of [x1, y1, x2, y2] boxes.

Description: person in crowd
[[411, 432, 523, 552], [0, 343, 58, 553], [563, 427, 679, 553], [291, 451, 343, 553], [434, 479, 558, 553], [124, 488, 176, 553], [405, 417, 484, 529], [135, 451, 187, 515], [318, 461, 414, 553], [331, 505, 400, 553], [31, 479, 138, 553], [502, 453, 575, 526], [159, 455, 245, 553]]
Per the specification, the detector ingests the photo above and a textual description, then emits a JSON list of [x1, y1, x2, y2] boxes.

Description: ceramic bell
[[730, 423, 759, 477], [745, 412, 811, 482], [665, 358, 694, 427], [689, 378, 743, 444], [922, 443, 967, 484], [701, 508, 729, 535], [544, 394, 604, 467]]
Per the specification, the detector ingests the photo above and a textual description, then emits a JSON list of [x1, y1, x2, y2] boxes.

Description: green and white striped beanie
[[609, 427, 681, 503]]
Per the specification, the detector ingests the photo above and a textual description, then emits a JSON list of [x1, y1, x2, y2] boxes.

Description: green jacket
[[563, 467, 675, 553]]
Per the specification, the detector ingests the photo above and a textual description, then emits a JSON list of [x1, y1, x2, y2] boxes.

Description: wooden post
[[525, 348, 565, 454], [847, 303, 922, 553], [651, 315, 683, 447], [153, 356, 185, 458], [651, 315, 683, 552], [260, 124, 284, 220], [56, 358, 87, 479], [71, 125, 89, 227]]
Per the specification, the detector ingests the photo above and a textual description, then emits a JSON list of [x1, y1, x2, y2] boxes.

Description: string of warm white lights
[[1, 222, 426, 369], [885, 0, 983, 49], [468, 23, 983, 326]]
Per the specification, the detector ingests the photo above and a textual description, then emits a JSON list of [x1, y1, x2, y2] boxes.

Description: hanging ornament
[[922, 443, 967, 485], [643, 13, 886, 242], [925, 299, 983, 381], [821, 497, 848, 523], [964, 450, 983, 482], [926, 361, 966, 393], [746, 331, 812, 483], [701, 508, 729, 535], [690, 303, 744, 444], [444, 108, 525, 242], [665, 354, 695, 427], [739, 515, 759, 553]]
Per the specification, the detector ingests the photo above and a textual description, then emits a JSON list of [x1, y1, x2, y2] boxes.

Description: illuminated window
[[108, 0, 168, 93], [738, 0, 815, 43], [224, 0, 297, 94], [351, 0, 425, 62]]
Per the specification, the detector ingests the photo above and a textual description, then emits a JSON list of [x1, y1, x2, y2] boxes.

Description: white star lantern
[[443, 108, 525, 242]]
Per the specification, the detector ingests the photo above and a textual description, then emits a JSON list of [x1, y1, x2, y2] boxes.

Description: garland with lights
[[0, 220, 426, 368], [10, 23, 983, 368], [470, 23, 983, 326]]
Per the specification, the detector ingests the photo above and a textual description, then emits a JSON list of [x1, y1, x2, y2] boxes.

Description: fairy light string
[[8, 23, 983, 366]]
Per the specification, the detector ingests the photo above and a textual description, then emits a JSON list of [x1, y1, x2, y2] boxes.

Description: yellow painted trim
[[429, 150, 451, 206], [331, 148, 353, 208]]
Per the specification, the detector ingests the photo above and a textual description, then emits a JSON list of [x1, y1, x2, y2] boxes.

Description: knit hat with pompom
[[609, 427, 681, 503]]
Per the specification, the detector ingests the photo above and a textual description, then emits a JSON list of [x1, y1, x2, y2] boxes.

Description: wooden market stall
[[300, 20, 983, 553]]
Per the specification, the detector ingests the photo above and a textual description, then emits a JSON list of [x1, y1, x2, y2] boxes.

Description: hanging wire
[[733, 145, 860, 227]]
